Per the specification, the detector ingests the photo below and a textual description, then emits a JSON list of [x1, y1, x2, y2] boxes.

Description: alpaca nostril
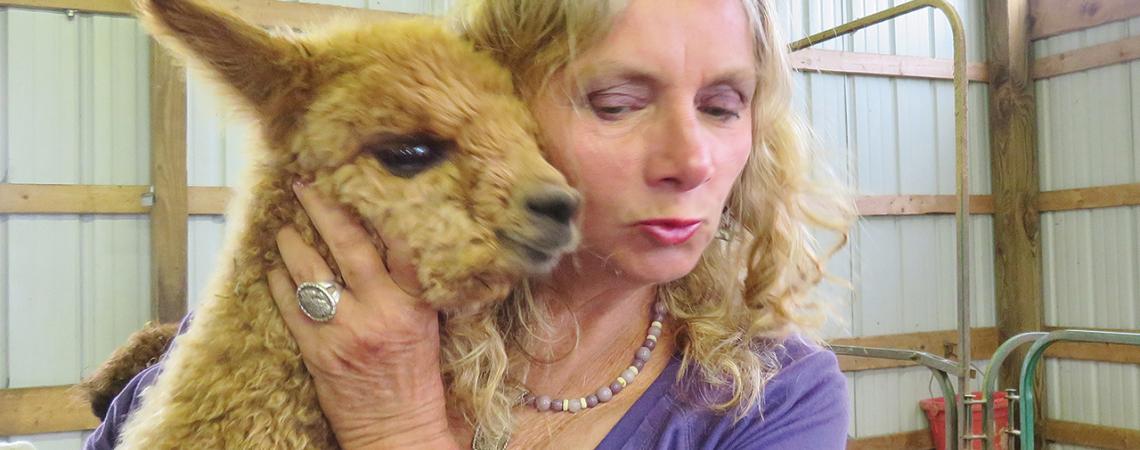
[[525, 188, 579, 225]]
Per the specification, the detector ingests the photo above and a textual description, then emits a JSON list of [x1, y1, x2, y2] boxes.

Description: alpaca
[[114, 0, 579, 447], [77, 321, 178, 420]]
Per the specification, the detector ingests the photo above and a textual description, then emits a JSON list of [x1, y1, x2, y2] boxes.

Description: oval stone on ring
[[296, 281, 341, 322]]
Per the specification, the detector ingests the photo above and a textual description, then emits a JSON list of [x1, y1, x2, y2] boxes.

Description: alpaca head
[[138, 0, 579, 307]]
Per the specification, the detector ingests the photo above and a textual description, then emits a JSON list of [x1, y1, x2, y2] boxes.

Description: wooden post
[[149, 41, 188, 323], [986, 0, 1045, 446]]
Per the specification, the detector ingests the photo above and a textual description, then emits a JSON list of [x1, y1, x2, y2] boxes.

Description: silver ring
[[296, 281, 341, 322]]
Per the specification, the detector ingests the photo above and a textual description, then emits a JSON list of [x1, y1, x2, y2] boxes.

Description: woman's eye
[[588, 93, 645, 121], [700, 105, 742, 120], [700, 95, 745, 121], [698, 86, 747, 122], [368, 140, 447, 178]]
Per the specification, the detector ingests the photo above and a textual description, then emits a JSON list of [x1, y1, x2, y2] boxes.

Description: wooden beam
[[1044, 325, 1140, 334], [0, 0, 402, 25], [150, 42, 188, 324], [1046, 341, 1140, 365], [855, 195, 994, 216], [1029, 0, 1140, 41], [188, 186, 233, 215], [0, 385, 99, 435], [4, 188, 1010, 217], [1037, 183, 1140, 212], [0, 0, 130, 14], [1043, 420, 1140, 450], [211, 0, 402, 27], [0, 184, 149, 214], [986, 7, 1045, 443], [1033, 35, 1140, 79], [847, 430, 932, 450], [831, 328, 999, 372], [791, 48, 989, 83]]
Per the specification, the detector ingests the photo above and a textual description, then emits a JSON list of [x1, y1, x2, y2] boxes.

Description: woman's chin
[[615, 247, 704, 285]]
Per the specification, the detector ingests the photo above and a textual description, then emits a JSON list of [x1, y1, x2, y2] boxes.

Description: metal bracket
[[141, 186, 155, 208]]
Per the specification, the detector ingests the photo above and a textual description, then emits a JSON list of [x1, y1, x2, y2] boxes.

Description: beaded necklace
[[471, 300, 668, 449], [518, 300, 668, 413]]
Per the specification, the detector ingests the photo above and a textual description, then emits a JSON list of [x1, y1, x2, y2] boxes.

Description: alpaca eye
[[370, 140, 447, 178]]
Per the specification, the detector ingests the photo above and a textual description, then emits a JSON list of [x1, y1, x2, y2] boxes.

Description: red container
[[919, 391, 1008, 450]]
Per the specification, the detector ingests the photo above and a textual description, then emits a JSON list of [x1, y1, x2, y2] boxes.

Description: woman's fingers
[[291, 181, 400, 296], [267, 267, 315, 337], [276, 225, 337, 287]]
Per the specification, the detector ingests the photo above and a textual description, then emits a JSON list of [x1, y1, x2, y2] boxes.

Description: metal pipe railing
[[1017, 330, 1140, 450], [791, 1, 971, 447], [830, 345, 959, 450], [979, 332, 1047, 450]]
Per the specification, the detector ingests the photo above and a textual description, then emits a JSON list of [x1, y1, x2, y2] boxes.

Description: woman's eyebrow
[[706, 67, 758, 88], [574, 62, 660, 87]]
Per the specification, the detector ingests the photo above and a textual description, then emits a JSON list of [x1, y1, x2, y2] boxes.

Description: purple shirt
[[86, 326, 847, 449], [597, 335, 849, 449]]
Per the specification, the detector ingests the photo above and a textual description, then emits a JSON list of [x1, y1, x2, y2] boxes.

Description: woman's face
[[533, 0, 757, 285]]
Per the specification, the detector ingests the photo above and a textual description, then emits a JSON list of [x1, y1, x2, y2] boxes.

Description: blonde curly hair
[[440, 0, 855, 439]]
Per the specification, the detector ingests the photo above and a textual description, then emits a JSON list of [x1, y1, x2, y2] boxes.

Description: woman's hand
[[267, 180, 459, 449]]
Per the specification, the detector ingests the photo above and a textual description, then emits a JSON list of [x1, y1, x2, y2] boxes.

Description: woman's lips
[[636, 219, 701, 245]]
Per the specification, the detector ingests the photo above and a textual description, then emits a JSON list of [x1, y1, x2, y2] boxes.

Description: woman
[[91, 0, 853, 448], [270, 0, 852, 448]]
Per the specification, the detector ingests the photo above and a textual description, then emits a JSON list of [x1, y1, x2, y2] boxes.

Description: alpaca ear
[[136, 0, 308, 113]]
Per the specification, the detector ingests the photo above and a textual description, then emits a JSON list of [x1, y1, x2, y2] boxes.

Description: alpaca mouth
[[497, 230, 572, 274]]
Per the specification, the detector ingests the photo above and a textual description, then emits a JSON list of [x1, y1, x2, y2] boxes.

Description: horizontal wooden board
[[1037, 183, 1140, 212], [211, 0, 402, 28], [1033, 35, 1140, 79], [0, 0, 401, 26], [856, 195, 995, 216], [0, 385, 100, 435], [831, 328, 998, 372], [791, 48, 989, 82], [0, 0, 131, 15], [0, 184, 150, 214], [6, 187, 1010, 218], [847, 430, 933, 450], [1029, 0, 1140, 40], [188, 186, 233, 215], [1043, 419, 1140, 450], [1045, 340, 1140, 365]]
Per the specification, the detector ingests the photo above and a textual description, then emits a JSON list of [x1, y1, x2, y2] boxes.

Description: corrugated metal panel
[[777, 0, 987, 62], [2, 9, 150, 447], [1035, 18, 1140, 191], [0, 7, 9, 396], [1042, 208, 1140, 330], [1046, 359, 1140, 450], [1034, 15, 1140, 449], [781, 0, 995, 440]]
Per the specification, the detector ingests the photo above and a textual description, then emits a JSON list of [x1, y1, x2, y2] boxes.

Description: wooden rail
[[0, 0, 401, 25], [791, 48, 989, 82], [1029, 0, 1140, 41]]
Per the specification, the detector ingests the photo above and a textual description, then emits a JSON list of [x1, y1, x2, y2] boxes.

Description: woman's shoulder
[[702, 335, 849, 449], [597, 335, 849, 450]]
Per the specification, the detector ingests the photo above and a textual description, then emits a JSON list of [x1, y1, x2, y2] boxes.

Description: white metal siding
[[1034, 15, 1140, 450], [779, 0, 994, 440], [1, 8, 151, 448]]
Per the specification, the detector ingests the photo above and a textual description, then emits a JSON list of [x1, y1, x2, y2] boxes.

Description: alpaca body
[[119, 172, 338, 448], [113, 0, 579, 445]]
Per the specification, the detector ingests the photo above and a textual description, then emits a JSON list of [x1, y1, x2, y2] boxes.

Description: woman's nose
[[645, 108, 714, 191]]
